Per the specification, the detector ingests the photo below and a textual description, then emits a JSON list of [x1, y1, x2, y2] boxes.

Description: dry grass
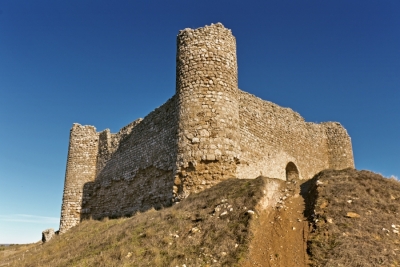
[[0, 243, 39, 264], [2, 169, 399, 267], [0, 177, 266, 267], [306, 169, 400, 267]]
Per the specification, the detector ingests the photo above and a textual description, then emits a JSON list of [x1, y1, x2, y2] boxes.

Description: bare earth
[[243, 181, 310, 267]]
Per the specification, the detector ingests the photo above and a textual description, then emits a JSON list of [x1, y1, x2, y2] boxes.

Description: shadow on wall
[[78, 114, 177, 222], [286, 162, 299, 181], [80, 169, 174, 222]]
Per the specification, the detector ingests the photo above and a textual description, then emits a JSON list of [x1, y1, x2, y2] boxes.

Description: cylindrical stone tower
[[59, 124, 99, 233], [175, 23, 240, 198]]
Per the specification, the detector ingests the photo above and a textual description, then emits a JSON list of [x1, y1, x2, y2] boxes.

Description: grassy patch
[[306, 169, 400, 267], [0, 177, 267, 267]]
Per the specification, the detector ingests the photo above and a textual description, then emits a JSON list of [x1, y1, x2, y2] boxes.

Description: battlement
[[59, 23, 354, 233]]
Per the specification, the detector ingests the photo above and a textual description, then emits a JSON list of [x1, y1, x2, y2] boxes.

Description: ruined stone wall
[[60, 22, 355, 233], [59, 124, 99, 233], [175, 23, 241, 198], [322, 122, 355, 169], [237, 90, 332, 180], [95, 119, 142, 176], [237, 91, 354, 180], [81, 96, 178, 220]]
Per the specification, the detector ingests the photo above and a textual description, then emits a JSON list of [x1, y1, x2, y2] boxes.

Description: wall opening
[[286, 162, 299, 181]]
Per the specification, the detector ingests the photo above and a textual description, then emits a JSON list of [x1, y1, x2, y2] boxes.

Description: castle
[[59, 23, 354, 233]]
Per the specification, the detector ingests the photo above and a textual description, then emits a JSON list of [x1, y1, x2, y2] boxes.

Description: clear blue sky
[[1, 1, 399, 244]]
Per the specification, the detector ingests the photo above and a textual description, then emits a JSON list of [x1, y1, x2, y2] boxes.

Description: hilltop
[[1, 169, 399, 266], [306, 169, 400, 266]]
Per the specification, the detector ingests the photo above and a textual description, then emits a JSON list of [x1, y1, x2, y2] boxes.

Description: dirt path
[[243, 180, 310, 267]]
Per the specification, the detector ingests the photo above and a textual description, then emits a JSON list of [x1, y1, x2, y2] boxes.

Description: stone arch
[[286, 162, 299, 181]]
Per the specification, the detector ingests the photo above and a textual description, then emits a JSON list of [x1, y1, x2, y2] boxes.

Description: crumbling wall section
[[95, 119, 142, 176], [81, 96, 178, 220], [59, 124, 99, 233], [322, 122, 354, 169], [237, 90, 332, 180]]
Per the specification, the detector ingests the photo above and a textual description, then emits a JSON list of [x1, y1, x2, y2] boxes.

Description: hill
[[306, 169, 400, 266], [1, 169, 399, 266]]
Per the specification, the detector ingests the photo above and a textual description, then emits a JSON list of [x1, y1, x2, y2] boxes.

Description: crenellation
[[59, 23, 355, 233]]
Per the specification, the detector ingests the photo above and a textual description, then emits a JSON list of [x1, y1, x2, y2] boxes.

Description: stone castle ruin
[[59, 23, 354, 233]]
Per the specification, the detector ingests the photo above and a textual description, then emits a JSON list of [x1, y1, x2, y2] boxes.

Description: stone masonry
[[59, 23, 354, 233]]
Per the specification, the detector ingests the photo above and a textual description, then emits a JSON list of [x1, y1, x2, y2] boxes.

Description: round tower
[[175, 23, 240, 198], [59, 124, 99, 233]]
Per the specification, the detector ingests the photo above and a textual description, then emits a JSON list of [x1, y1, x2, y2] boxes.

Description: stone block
[[42, 228, 55, 243]]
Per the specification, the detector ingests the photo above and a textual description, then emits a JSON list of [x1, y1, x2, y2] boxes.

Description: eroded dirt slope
[[243, 178, 311, 267]]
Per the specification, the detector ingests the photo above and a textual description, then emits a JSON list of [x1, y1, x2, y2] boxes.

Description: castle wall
[[237, 90, 332, 180], [95, 119, 142, 177], [59, 23, 355, 233], [175, 23, 241, 198], [322, 122, 355, 169], [81, 96, 178, 220], [59, 124, 99, 233]]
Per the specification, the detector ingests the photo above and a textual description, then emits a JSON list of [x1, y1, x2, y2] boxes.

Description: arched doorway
[[286, 162, 299, 181]]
